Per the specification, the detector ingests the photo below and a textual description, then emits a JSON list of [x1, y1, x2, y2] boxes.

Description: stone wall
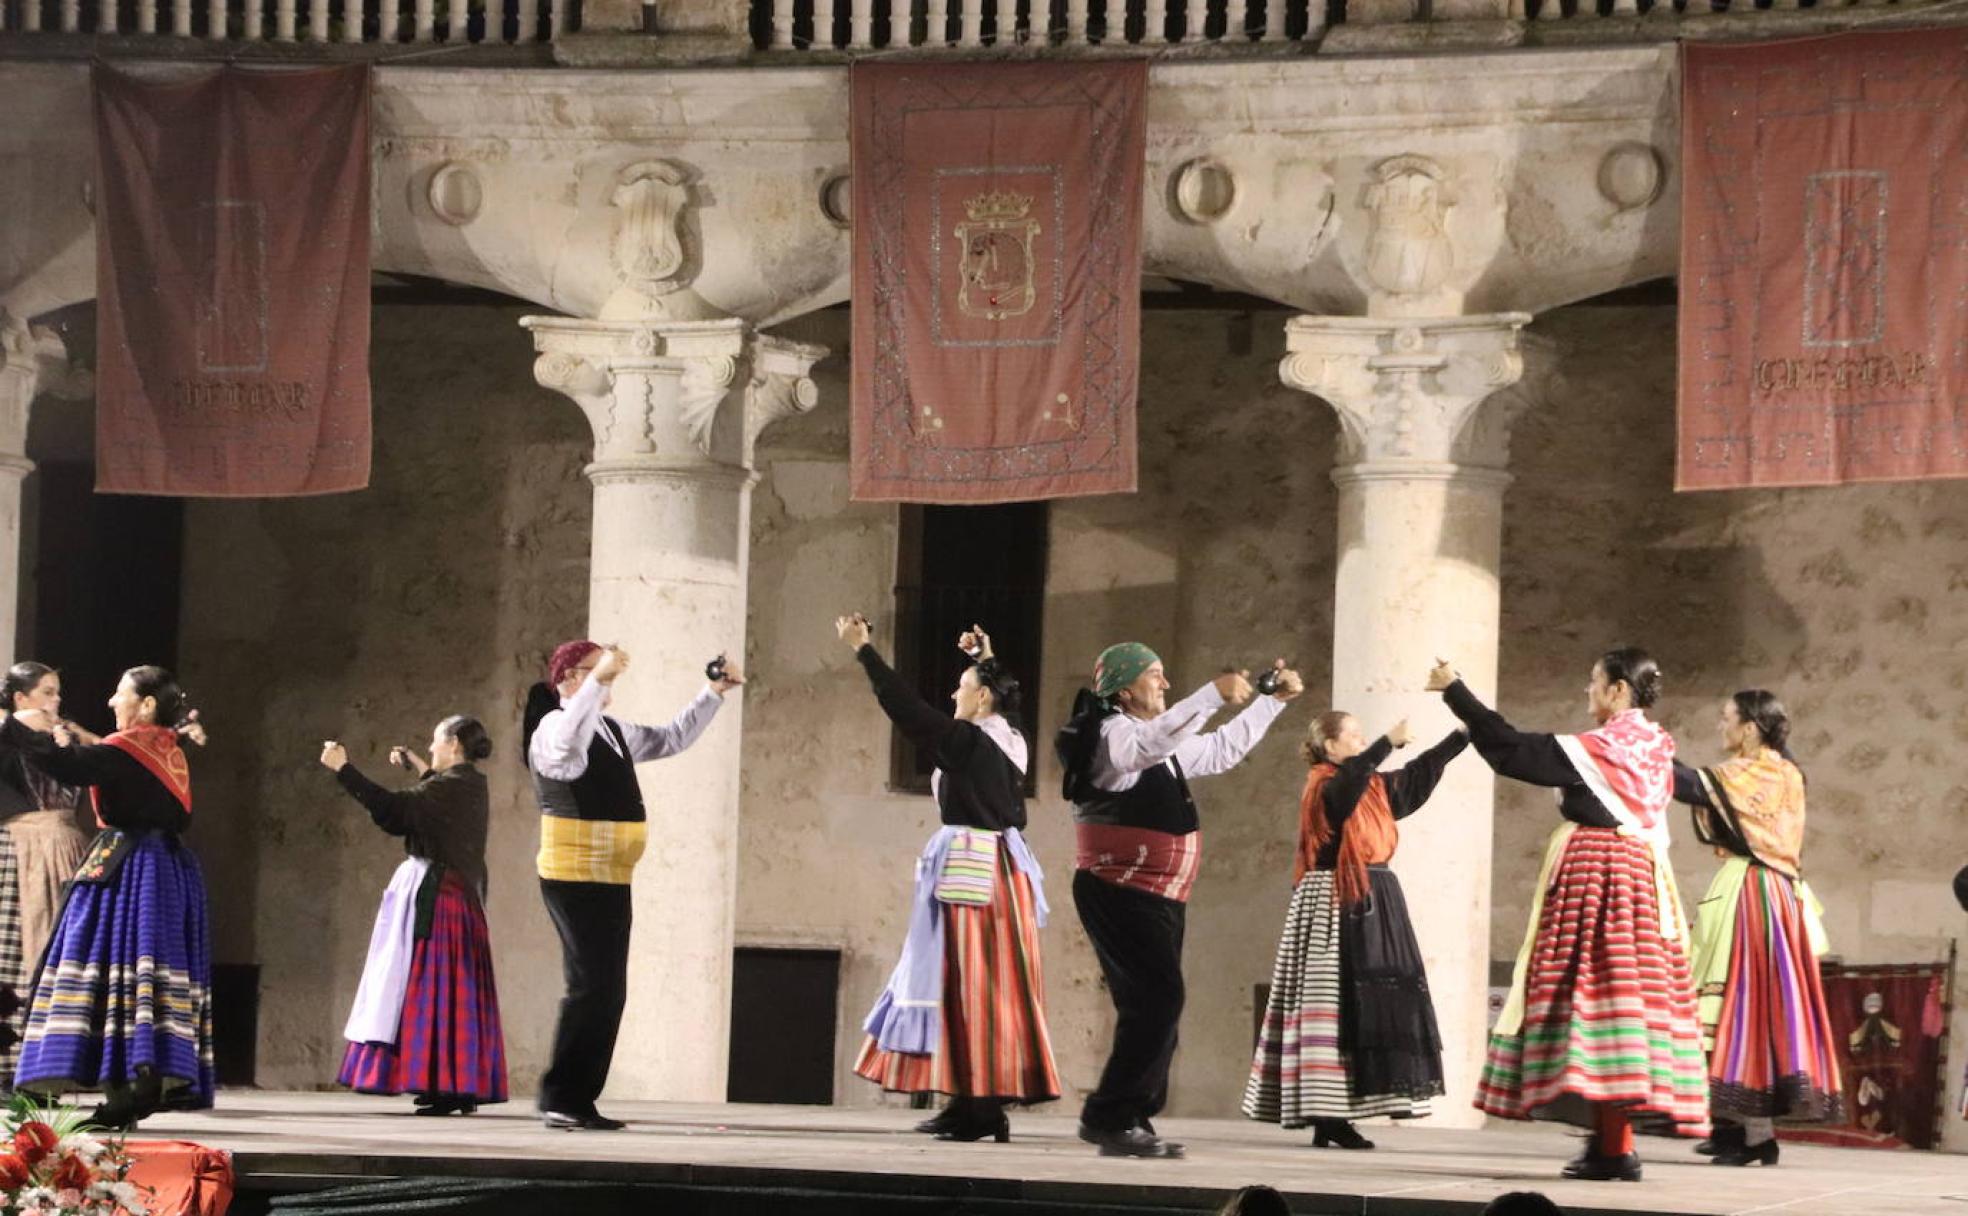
[[175, 298, 591, 1091], [126, 292, 1968, 1148]]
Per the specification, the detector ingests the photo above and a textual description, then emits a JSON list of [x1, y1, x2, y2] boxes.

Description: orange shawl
[[1296, 762, 1398, 907], [1694, 749, 1804, 878]]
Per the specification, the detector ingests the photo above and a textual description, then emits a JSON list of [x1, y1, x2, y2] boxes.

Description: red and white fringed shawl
[[1555, 710, 1675, 843]]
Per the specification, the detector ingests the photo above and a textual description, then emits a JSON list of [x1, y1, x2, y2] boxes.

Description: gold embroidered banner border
[[850, 61, 1144, 504], [1677, 30, 1968, 491], [94, 63, 372, 497]]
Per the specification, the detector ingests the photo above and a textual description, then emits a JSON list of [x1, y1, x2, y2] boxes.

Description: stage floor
[[141, 1092, 1968, 1216]]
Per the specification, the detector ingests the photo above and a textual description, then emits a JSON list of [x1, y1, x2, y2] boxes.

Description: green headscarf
[[1093, 642, 1161, 699]]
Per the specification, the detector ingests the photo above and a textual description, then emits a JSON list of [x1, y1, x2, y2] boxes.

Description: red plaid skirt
[[339, 869, 508, 1102]]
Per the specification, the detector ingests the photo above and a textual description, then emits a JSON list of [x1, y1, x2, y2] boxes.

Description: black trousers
[[538, 878, 634, 1115], [1073, 870, 1188, 1133]]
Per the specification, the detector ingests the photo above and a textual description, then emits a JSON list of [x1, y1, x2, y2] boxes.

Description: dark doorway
[[889, 502, 1049, 796], [26, 462, 184, 735], [727, 947, 841, 1104]]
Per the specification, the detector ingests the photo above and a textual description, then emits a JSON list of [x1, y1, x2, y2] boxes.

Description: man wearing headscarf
[[1061, 642, 1302, 1157], [522, 640, 744, 1131]]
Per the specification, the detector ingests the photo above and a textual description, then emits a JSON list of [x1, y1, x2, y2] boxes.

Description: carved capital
[[0, 308, 87, 464], [743, 333, 827, 461], [521, 314, 827, 476], [1281, 313, 1532, 471]]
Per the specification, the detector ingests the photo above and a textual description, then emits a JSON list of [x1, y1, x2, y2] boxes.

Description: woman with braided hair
[[1673, 690, 1840, 1166], [1242, 710, 1468, 1149], [840, 616, 1059, 1145]]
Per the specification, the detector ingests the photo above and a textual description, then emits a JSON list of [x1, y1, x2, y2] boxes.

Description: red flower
[[0, 1152, 30, 1190], [11, 1122, 56, 1166], [50, 1152, 92, 1191]]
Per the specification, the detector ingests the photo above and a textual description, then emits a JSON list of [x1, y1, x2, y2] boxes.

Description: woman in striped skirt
[[1432, 648, 1708, 1182], [4, 665, 214, 1129], [320, 716, 507, 1115], [1673, 691, 1840, 1166], [1242, 710, 1468, 1149], [838, 615, 1059, 1143]]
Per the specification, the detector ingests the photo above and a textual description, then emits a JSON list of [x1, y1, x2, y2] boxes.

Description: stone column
[[523, 312, 824, 1102], [1281, 312, 1529, 1127]]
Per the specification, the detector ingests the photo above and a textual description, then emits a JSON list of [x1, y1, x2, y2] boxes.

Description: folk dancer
[[1058, 642, 1301, 1158], [1433, 649, 1708, 1181], [523, 640, 741, 1130], [843, 617, 1060, 1143], [1242, 710, 1469, 1148]]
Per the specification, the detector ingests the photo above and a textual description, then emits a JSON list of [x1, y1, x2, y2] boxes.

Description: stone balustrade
[[759, 0, 1936, 49], [0, 0, 565, 42], [0, 0, 1948, 47]]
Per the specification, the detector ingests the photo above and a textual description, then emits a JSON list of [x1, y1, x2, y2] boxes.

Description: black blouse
[[0, 716, 189, 834], [855, 645, 1027, 833], [335, 762, 491, 899], [1441, 679, 1618, 829], [1312, 731, 1468, 869]]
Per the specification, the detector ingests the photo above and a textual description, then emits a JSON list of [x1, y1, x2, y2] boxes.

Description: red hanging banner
[[1677, 30, 1968, 491], [850, 61, 1144, 504], [93, 64, 372, 497]]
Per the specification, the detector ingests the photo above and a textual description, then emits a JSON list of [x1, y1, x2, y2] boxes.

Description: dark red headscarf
[[548, 640, 602, 690]]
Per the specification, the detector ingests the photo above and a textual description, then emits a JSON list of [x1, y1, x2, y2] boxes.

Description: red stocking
[[1594, 1104, 1634, 1157]]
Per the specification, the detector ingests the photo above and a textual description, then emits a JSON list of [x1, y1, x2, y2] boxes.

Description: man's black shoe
[[1078, 1123, 1184, 1158], [541, 1109, 627, 1131]]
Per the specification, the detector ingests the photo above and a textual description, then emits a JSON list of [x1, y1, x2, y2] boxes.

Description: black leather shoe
[[1711, 1138, 1779, 1167], [1078, 1123, 1184, 1159], [1695, 1122, 1743, 1157], [1560, 1149, 1642, 1181], [541, 1110, 626, 1131], [415, 1096, 480, 1116], [1310, 1118, 1375, 1150]]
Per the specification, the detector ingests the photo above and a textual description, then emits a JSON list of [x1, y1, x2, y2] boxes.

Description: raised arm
[[1174, 691, 1289, 779], [854, 644, 957, 751], [529, 676, 606, 780], [333, 762, 424, 837], [1098, 682, 1226, 777], [1386, 729, 1470, 819], [617, 687, 723, 763], [1440, 679, 1580, 788], [1322, 737, 1394, 828]]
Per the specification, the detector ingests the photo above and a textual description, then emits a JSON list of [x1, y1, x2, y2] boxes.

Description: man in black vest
[[523, 639, 742, 1130], [1063, 641, 1299, 1157]]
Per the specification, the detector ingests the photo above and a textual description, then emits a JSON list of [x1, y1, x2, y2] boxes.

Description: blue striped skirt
[[13, 832, 215, 1106]]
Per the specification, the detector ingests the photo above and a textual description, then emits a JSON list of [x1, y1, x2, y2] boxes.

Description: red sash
[[91, 725, 193, 825]]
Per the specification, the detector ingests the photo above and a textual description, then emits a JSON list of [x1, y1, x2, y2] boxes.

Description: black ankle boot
[[1711, 1137, 1779, 1167], [914, 1104, 960, 1135], [1695, 1122, 1744, 1157], [1310, 1119, 1374, 1150], [935, 1099, 1009, 1143]]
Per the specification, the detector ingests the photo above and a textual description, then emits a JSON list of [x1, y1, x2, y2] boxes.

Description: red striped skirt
[[1709, 865, 1843, 1122], [854, 851, 1061, 1103], [338, 870, 508, 1103], [1476, 828, 1709, 1135]]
